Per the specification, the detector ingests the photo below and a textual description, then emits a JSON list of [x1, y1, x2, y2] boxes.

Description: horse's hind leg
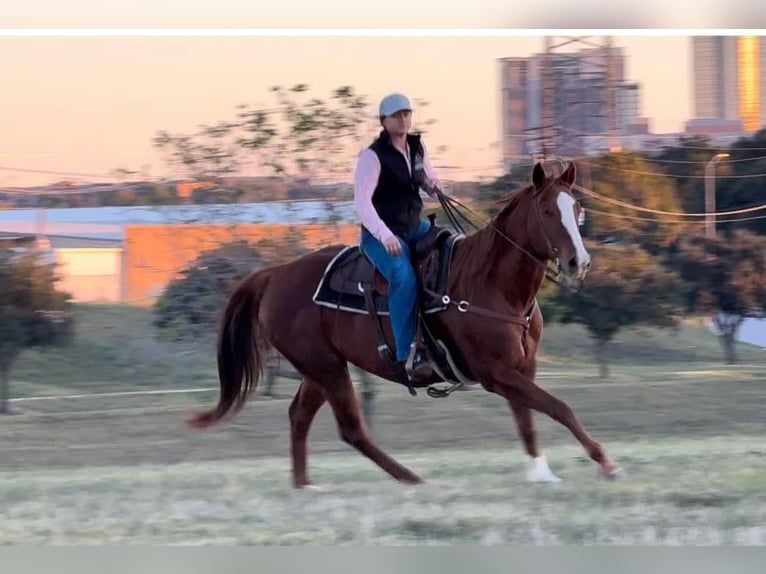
[[322, 367, 423, 485], [289, 377, 327, 488]]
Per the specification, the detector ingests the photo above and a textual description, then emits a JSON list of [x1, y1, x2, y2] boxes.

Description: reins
[[432, 186, 567, 287]]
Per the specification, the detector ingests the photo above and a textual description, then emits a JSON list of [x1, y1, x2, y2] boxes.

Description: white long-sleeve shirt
[[353, 140, 439, 243]]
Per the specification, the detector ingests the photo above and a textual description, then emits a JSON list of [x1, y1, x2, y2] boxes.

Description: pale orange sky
[[0, 35, 690, 187]]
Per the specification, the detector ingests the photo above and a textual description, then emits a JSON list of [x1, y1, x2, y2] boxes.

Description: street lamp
[[704, 152, 730, 239]]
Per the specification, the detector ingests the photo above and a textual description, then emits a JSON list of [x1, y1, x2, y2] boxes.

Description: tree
[[647, 135, 714, 214], [546, 242, 684, 378], [247, 84, 374, 180], [666, 229, 766, 363], [474, 171, 528, 217], [649, 131, 766, 237], [583, 151, 688, 254], [153, 119, 244, 185], [708, 128, 766, 237], [152, 84, 441, 197], [153, 241, 265, 343], [0, 247, 74, 413]]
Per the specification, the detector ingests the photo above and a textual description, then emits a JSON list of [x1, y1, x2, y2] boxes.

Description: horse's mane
[[452, 182, 535, 283]]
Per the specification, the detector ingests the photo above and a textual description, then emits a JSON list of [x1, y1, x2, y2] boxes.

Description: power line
[[0, 165, 122, 180], [574, 183, 766, 217], [0, 180, 166, 196], [645, 154, 766, 164], [586, 207, 766, 225], [650, 142, 766, 151], [578, 160, 766, 179]]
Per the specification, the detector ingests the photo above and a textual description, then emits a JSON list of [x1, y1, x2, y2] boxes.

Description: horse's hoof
[[599, 465, 625, 480], [296, 483, 331, 493], [528, 471, 562, 483], [299, 484, 330, 494], [526, 455, 562, 483], [402, 476, 425, 486]]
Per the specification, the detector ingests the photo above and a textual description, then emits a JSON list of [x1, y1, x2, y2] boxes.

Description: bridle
[[433, 182, 576, 289]]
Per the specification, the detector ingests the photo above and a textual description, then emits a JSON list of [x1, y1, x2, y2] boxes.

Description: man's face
[[382, 109, 412, 136]]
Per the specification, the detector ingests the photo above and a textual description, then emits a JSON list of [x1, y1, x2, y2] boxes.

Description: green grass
[[2, 304, 765, 544], [2, 437, 765, 545], [536, 316, 766, 368], [9, 304, 219, 397], [8, 303, 766, 398]]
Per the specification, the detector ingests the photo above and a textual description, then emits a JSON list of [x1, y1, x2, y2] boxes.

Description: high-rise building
[[498, 43, 642, 169], [617, 82, 641, 135], [691, 36, 766, 132], [499, 57, 530, 165]]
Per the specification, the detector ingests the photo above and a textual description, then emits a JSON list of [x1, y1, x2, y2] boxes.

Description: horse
[[187, 160, 623, 488]]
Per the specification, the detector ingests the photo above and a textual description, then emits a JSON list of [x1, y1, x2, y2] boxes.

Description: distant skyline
[[1, 34, 692, 187]]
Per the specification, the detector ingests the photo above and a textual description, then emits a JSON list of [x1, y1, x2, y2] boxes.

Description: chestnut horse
[[187, 161, 622, 487]]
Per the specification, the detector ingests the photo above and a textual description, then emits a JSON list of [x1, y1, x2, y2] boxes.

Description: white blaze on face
[[556, 191, 590, 272]]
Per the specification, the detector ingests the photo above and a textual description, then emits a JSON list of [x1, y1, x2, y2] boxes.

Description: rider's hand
[[383, 235, 403, 256], [424, 178, 440, 197]]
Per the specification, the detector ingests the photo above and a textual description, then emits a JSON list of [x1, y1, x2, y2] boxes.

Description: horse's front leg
[[485, 362, 622, 479], [508, 399, 562, 483]]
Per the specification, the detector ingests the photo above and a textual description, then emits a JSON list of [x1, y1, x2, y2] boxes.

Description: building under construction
[[499, 37, 645, 171]]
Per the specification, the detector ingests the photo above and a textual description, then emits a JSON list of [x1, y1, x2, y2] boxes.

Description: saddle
[[313, 214, 459, 316], [312, 214, 468, 397]]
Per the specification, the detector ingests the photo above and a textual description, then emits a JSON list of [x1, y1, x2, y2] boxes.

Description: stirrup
[[404, 342, 430, 374], [426, 381, 464, 398]]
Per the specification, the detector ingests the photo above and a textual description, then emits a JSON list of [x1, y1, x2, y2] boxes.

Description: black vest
[[367, 130, 426, 238]]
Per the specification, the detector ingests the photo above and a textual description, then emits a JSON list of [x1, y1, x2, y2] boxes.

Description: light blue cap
[[379, 93, 412, 117]]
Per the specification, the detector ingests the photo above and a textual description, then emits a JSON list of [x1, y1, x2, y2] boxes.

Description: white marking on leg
[[301, 484, 332, 493], [556, 192, 590, 274], [526, 454, 562, 483]]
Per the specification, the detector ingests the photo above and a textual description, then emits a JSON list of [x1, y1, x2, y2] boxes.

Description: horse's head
[[525, 161, 590, 289]]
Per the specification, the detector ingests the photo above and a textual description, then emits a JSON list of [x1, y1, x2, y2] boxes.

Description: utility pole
[[705, 152, 730, 239]]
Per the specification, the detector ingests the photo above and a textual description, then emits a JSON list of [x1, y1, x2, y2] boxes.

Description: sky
[[0, 0, 734, 187], [0, 34, 692, 187]]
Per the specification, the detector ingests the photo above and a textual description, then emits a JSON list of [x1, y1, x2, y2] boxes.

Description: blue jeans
[[360, 219, 431, 362]]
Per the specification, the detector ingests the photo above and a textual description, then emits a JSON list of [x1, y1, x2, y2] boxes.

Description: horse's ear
[[532, 162, 546, 190], [559, 161, 577, 188]]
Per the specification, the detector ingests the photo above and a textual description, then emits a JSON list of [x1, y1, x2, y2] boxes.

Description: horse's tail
[[187, 269, 271, 429]]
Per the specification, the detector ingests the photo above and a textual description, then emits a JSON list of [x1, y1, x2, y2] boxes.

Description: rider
[[353, 92, 440, 383]]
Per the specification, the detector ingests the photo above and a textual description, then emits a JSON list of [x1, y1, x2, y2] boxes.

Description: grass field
[[1, 304, 765, 544]]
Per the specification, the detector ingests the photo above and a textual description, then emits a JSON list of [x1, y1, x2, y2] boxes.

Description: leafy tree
[[473, 171, 528, 216], [649, 130, 766, 237], [648, 135, 716, 218], [153, 241, 265, 343], [583, 151, 688, 253], [708, 128, 766, 237], [0, 247, 74, 413], [546, 242, 685, 378], [666, 229, 766, 363], [153, 84, 441, 189], [153, 118, 244, 184]]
